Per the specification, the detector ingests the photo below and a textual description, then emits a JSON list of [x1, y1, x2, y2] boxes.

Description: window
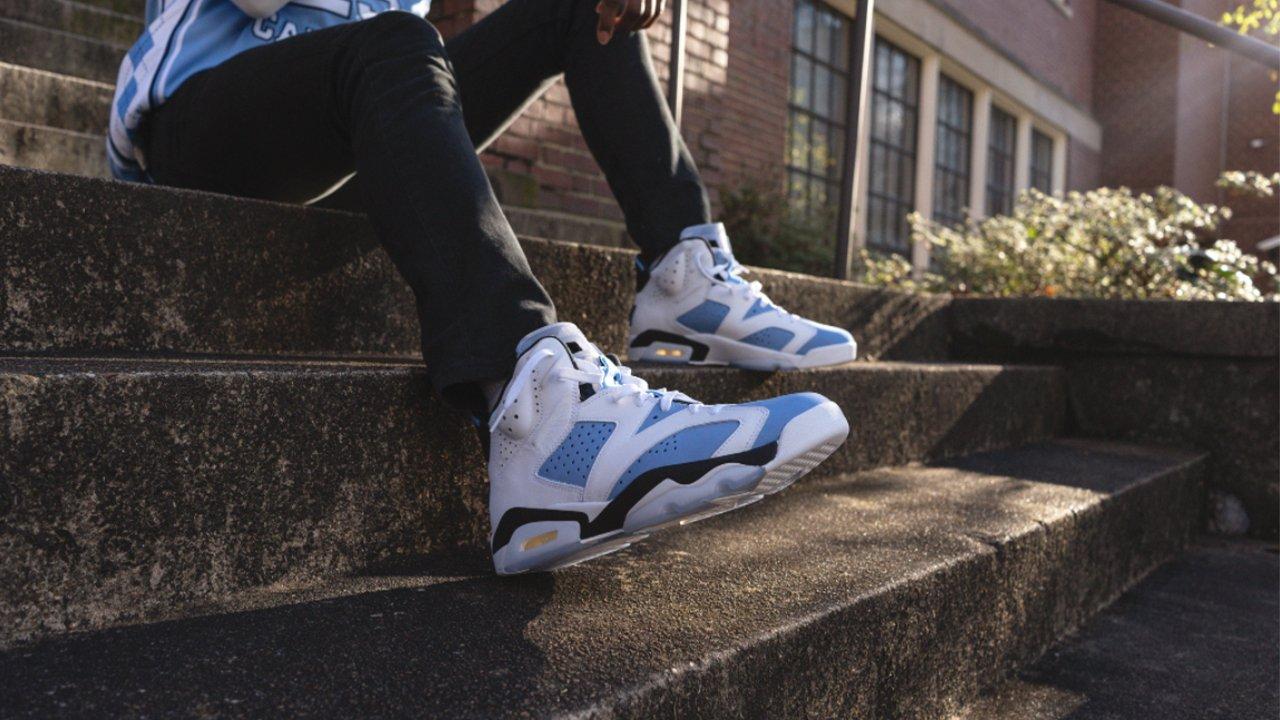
[[1030, 128, 1055, 193], [866, 38, 920, 254], [787, 0, 851, 231], [986, 106, 1017, 217], [932, 75, 972, 227]]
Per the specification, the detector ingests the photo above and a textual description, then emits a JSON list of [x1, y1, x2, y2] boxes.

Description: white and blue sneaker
[[629, 222, 857, 370], [487, 322, 850, 575]]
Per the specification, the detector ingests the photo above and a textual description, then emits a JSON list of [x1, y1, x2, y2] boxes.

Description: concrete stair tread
[[1, 166, 952, 362], [56, 0, 142, 18], [0, 63, 112, 135], [1, 354, 1066, 647], [0, 440, 1205, 718], [0, 119, 109, 177], [955, 539, 1278, 720], [0, 18, 124, 84], [0, 0, 142, 47]]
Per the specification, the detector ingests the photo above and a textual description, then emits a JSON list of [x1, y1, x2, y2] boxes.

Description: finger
[[596, 0, 622, 43], [642, 0, 663, 28], [641, 0, 657, 27], [615, 0, 642, 33]]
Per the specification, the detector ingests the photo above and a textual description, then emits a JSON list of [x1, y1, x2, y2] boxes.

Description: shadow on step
[[927, 367, 1066, 464], [0, 557, 558, 717]]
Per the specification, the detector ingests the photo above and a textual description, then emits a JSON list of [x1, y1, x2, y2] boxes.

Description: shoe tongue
[[681, 222, 747, 285], [515, 322, 603, 364], [681, 222, 735, 266]]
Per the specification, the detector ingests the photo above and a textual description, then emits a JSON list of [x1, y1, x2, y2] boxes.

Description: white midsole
[[628, 328, 856, 370], [492, 401, 850, 575]]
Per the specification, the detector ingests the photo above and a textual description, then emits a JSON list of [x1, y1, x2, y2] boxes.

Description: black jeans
[[143, 0, 711, 408]]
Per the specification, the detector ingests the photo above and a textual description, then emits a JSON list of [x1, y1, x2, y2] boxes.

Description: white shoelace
[[490, 346, 709, 433], [490, 347, 556, 432], [695, 252, 793, 319]]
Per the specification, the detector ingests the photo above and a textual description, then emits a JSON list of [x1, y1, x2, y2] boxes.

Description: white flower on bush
[[857, 172, 1280, 301]]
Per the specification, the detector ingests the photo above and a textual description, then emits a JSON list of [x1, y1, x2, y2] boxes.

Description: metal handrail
[[834, 0, 875, 279], [665, 0, 1276, 280], [667, 0, 688, 127], [1103, 0, 1280, 71]]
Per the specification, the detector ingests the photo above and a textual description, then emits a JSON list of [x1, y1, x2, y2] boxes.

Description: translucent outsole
[[497, 426, 846, 575]]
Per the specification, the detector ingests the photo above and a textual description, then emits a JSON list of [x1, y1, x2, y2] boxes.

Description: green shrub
[[720, 174, 1279, 302], [720, 183, 837, 276], [912, 176, 1279, 301]]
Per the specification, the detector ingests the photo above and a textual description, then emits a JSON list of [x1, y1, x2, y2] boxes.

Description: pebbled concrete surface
[[955, 539, 1279, 720], [0, 166, 951, 361], [0, 356, 1064, 646], [0, 62, 112, 135], [951, 297, 1280, 540], [0, 19, 123, 84], [1068, 356, 1279, 540], [0, 0, 142, 47], [59, 0, 142, 17], [951, 297, 1278, 360], [0, 441, 1204, 719], [0, 120, 108, 177]]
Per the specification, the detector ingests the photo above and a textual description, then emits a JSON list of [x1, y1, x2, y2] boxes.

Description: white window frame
[[841, 12, 1074, 272]]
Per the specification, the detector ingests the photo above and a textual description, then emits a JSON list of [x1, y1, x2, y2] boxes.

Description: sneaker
[[629, 222, 857, 370], [487, 322, 850, 575]]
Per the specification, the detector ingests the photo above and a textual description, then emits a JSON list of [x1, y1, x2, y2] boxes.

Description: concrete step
[[0, 67, 638, 245], [502, 204, 630, 249], [0, 440, 1205, 718], [957, 540, 1278, 720], [0, 0, 142, 47], [0, 356, 1066, 647], [0, 120, 109, 177], [0, 166, 951, 361], [0, 18, 123, 84], [0, 63, 112, 135], [63, 0, 142, 17]]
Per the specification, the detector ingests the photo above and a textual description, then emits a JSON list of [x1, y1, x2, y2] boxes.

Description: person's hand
[[596, 0, 665, 45]]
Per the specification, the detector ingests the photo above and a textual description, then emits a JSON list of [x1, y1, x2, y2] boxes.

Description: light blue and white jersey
[[108, 0, 431, 182]]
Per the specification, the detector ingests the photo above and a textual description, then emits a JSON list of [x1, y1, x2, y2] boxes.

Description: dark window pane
[[813, 65, 832, 117], [866, 37, 920, 255], [832, 16, 849, 70], [827, 125, 845, 180], [814, 9, 833, 65], [794, 1, 815, 53], [789, 112, 811, 167], [1031, 128, 1055, 193], [933, 74, 972, 227], [786, 0, 855, 240], [986, 106, 1017, 217], [811, 118, 831, 174], [831, 72, 847, 124], [791, 56, 812, 109]]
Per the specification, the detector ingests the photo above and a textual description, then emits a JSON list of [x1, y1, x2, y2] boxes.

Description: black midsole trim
[[491, 441, 779, 554], [629, 330, 711, 362]]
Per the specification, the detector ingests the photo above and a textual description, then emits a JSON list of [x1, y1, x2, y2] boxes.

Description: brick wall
[[1093, 0, 1278, 253], [934, 0, 1098, 110], [1094, 1, 1181, 192], [431, 0, 761, 227], [1223, 58, 1280, 254], [1068, 138, 1102, 191], [431, 0, 1275, 256], [717, 0, 792, 195]]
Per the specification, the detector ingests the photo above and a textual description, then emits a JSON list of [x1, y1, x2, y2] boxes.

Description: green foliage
[[910, 178, 1279, 302], [1217, 170, 1280, 198], [720, 183, 837, 276], [1221, 0, 1280, 114], [1222, 0, 1280, 37], [721, 174, 1278, 302]]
